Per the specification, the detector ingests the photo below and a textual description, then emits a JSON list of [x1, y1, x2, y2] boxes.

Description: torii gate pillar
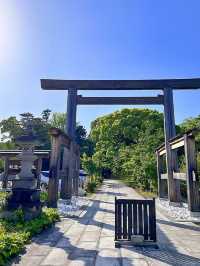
[[66, 88, 77, 139], [163, 88, 181, 203], [63, 88, 79, 199]]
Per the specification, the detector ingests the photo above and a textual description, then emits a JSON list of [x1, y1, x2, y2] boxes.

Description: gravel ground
[[156, 198, 195, 221]]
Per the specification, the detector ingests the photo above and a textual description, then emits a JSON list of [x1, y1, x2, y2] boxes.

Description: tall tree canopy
[[0, 110, 91, 155], [0, 110, 52, 149], [82, 108, 165, 191], [50, 112, 93, 156]]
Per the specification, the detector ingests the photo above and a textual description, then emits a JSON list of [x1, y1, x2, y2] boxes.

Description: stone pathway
[[10, 180, 200, 266]]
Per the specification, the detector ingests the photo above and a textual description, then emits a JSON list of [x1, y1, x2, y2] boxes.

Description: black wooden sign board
[[115, 197, 157, 247]]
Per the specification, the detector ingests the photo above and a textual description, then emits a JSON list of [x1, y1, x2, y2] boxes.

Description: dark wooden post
[[48, 129, 61, 207], [163, 88, 180, 203], [72, 144, 80, 196], [2, 157, 9, 189], [156, 151, 166, 198], [66, 88, 77, 139], [76, 147, 80, 195], [65, 88, 78, 197], [60, 145, 72, 201], [184, 134, 200, 213], [36, 158, 43, 189]]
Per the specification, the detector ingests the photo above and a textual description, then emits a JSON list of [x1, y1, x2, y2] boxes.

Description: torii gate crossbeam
[[41, 78, 200, 204]]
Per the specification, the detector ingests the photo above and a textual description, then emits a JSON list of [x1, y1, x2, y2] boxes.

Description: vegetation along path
[[11, 180, 200, 266]]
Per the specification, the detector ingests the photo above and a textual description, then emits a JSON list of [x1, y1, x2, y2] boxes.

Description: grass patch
[[0, 208, 60, 265], [135, 189, 157, 199]]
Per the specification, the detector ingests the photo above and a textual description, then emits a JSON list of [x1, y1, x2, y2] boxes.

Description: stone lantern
[[6, 130, 42, 220]]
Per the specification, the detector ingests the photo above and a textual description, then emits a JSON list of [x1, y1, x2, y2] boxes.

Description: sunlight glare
[[0, 2, 20, 63]]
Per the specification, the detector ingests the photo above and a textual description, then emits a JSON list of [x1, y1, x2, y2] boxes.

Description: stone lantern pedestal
[[5, 134, 42, 220]]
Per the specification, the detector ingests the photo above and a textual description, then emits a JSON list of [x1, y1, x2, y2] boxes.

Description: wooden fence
[[156, 129, 200, 213], [115, 197, 156, 245], [47, 127, 80, 207]]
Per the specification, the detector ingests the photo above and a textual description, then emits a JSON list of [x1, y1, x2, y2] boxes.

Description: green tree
[[84, 108, 164, 191], [0, 111, 91, 154], [179, 115, 200, 176], [0, 116, 22, 141], [0, 111, 52, 149], [50, 112, 66, 131], [49, 112, 93, 156]]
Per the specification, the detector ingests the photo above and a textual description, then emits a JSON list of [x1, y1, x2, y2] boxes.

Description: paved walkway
[[11, 180, 200, 266]]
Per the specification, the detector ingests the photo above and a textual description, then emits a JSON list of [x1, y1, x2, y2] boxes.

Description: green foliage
[[82, 153, 100, 176], [0, 142, 16, 171], [50, 112, 66, 131], [84, 109, 164, 191], [179, 115, 200, 178], [86, 180, 97, 193], [49, 112, 93, 157], [0, 208, 59, 265], [0, 192, 8, 211], [180, 115, 200, 146], [85, 175, 103, 193], [180, 115, 200, 132], [0, 111, 90, 156], [0, 110, 52, 149], [40, 191, 48, 203]]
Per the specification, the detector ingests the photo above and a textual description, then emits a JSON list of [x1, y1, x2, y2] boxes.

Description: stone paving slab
[[10, 179, 200, 266]]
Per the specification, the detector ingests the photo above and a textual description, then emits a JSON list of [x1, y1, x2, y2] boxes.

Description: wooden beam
[[161, 174, 168, 180], [161, 172, 186, 180], [41, 78, 200, 90], [60, 147, 71, 200], [170, 139, 184, 150], [184, 134, 200, 212], [72, 143, 80, 196], [158, 148, 166, 156], [48, 132, 61, 208], [2, 157, 9, 189], [0, 150, 50, 158], [156, 152, 166, 198], [163, 88, 181, 203], [173, 172, 187, 180], [77, 95, 164, 105], [66, 89, 77, 140], [36, 158, 43, 189]]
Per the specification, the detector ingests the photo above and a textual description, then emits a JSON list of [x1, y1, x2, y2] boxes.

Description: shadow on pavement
[[10, 180, 200, 265]]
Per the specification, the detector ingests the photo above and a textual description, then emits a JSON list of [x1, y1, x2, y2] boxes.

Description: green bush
[[40, 191, 48, 203], [86, 181, 97, 193], [0, 192, 9, 211], [86, 176, 103, 193], [0, 208, 60, 265]]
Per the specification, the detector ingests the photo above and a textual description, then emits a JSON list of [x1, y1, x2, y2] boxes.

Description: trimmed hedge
[[0, 208, 60, 265]]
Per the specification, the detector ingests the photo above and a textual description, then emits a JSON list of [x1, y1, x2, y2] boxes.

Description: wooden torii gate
[[41, 78, 200, 204]]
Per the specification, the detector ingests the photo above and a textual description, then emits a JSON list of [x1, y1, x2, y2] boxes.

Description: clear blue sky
[[0, 0, 200, 132]]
